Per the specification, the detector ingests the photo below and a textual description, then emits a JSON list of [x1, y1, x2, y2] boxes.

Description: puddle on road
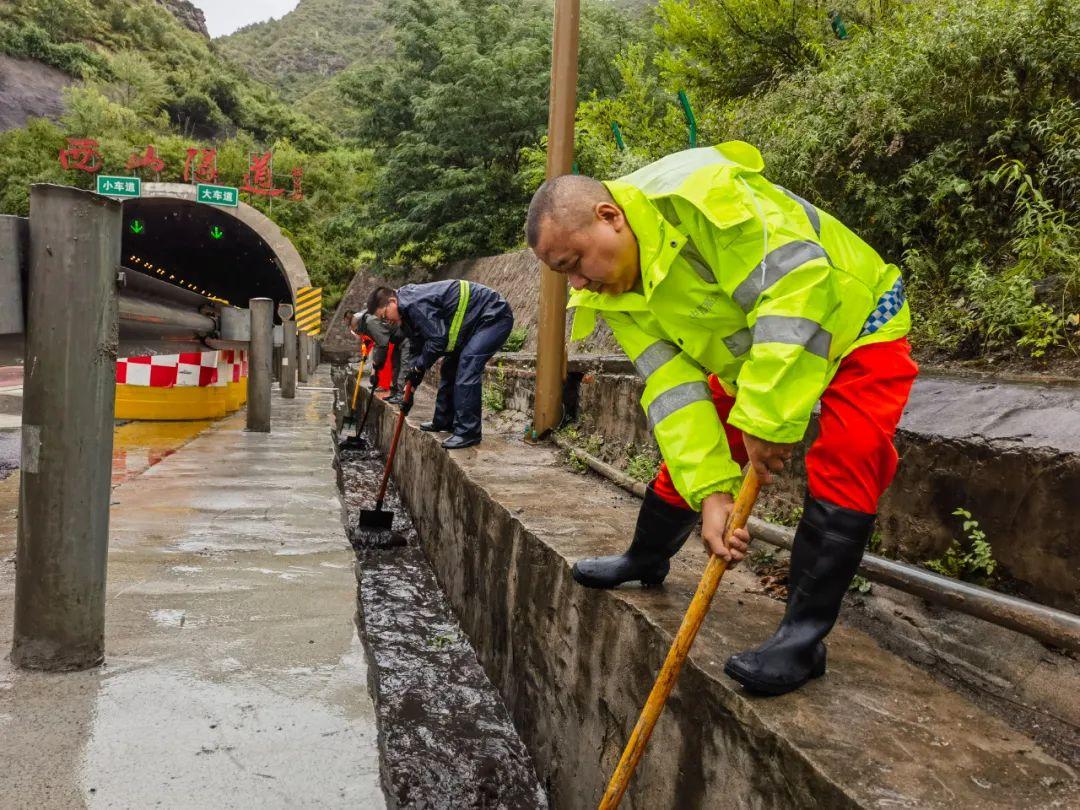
[[337, 444, 548, 809]]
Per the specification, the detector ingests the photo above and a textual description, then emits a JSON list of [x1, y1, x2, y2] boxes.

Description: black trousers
[[431, 314, 514, 439]]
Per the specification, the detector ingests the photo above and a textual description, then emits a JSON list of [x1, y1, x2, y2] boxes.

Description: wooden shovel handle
[[350, 347, 370, 410], [598, 467, 762, 810], [374, 382, 413, 508]]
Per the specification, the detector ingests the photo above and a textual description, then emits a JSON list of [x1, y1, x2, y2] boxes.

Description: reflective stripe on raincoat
[[568, 141, 910, 509]]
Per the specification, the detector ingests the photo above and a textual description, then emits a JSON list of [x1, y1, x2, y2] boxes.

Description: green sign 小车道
[[196, 183, 239, 208], [97, 176, 141, 198]]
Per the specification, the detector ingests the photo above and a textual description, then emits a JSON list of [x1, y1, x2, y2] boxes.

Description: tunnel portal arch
[[120, 182, 310, 313]]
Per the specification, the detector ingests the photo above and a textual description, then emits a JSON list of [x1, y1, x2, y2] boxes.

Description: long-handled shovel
[[356, 382, 414, 532], [339, 376, 379, 450], [598, 467, 762, 810], [340, 345, 370, 436]]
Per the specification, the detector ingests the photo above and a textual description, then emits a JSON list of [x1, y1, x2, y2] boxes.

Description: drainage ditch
[[335, 441, 548, 809]]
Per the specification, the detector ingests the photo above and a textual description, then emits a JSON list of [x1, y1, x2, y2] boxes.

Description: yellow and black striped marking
[[294, 286, 323, 336]]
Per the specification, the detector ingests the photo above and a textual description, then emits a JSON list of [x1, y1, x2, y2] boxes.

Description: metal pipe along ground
[[551, 435, 1080, 654]]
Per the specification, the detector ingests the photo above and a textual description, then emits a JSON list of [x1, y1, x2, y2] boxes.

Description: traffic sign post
[[97, 176, 141, 198], [196, 184, 239, 208]]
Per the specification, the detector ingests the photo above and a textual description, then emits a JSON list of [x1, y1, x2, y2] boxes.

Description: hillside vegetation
[[564, 0, 1080, 365], [216, 0, 391, 130], [0, 0, 1076, 365]]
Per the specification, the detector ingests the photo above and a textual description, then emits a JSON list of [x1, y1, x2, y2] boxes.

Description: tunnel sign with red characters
[[58, 139, 304, 202]]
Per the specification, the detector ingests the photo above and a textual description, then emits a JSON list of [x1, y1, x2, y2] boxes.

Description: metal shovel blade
[[356, 507, 394, 531], [338, 431, 369, 451]]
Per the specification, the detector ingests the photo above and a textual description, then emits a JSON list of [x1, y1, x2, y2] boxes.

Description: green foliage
[[848, 575, 872, 594], [761, 503, 804, 528], [747, 546, 777, 572], [482, 364, 508, 412], [571, 0, 1080, 361], [925, 508, 997, 583], [625, 449, 661, 483], [339, 0, 642, 267], [217, 0, 392, 106], [501, 326, 528, 353], [0, 20, 109, 76], [556, 424, 604, 472]]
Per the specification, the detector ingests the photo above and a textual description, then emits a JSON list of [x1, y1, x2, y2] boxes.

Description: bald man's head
[[525, 174, 641, 296], [525, 174, 613, 248]]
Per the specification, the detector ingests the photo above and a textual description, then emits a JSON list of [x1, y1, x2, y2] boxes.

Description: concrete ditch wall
[[485, 356, 1080, 614], [342, 377, 1076, 809]]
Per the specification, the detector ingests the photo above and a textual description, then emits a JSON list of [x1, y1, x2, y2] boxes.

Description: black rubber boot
[[724, 494, 874, 696], [572, 486, 699, 588]]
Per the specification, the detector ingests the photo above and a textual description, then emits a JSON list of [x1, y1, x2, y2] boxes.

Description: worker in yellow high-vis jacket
[[526, 142, 918, 696]]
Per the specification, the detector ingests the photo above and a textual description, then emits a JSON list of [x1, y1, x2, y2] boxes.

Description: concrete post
[[0, 215, 27, 337], [281, 319, 297, 399], [297, 332, 310, 384], [12, 185, 120, 671], [246, 298, 273, 432]]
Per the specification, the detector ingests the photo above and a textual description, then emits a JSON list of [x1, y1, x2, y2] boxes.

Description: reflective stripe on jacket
[[397, 279, 511, 371], [568, 141, 911, 509]]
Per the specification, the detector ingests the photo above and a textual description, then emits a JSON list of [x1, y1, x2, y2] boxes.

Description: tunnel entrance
[[121, 197, 291, 311], [118, 183, 311, 318]]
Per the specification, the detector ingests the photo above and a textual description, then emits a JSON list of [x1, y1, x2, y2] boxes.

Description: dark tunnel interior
[[120, 198, 293, 316]]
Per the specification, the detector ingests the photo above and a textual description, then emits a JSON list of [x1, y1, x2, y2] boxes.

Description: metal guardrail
[[8, 184, 307, 672], [1, 211, 291, 358]]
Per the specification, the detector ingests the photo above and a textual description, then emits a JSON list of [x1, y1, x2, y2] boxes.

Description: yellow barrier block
[[115, 384, 230, 421], [226, 380, 248, 411]]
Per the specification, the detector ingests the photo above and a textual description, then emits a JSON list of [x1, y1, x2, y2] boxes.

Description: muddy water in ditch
[[337, 444, 548, 809]]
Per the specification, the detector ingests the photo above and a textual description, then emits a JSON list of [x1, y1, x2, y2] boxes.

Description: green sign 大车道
[[97, 176, 141, 198], [196, 184, 239, 208]]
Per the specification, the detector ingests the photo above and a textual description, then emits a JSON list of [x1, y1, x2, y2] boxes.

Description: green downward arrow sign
[[209, 225, 224, 240], [129, 219, 145, 235]]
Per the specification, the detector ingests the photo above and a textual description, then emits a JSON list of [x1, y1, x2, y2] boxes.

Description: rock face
[[155, 0, 209, 38], [0, 56, 73, 133]]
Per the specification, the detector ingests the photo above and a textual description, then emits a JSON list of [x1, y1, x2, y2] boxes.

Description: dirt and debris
[[336, 442, 548, 809]]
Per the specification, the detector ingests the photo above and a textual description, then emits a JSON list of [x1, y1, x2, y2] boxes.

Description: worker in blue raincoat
[[366, 280, 514, 449]]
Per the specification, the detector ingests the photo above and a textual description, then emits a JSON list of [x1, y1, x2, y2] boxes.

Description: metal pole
[[0, 215, 27, 337], [532, 0, 579, 439], [12, 185, 120, 671], [297, 332, 310, 383], [246, 298, 272, 432], [281, 319, 297, 399]]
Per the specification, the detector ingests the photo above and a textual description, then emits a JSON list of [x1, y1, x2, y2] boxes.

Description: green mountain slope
[[215, 0, 391, 104]]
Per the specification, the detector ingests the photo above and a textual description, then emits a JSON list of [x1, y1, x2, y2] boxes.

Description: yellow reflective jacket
[[569, 142, 910, 509]]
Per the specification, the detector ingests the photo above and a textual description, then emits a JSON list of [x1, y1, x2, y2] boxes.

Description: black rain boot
[[724, 494, 874, 696], [572, 486, 700, 588]]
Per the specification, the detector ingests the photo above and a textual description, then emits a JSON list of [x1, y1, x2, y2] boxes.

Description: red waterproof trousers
[[652, 338, 918, 515]]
